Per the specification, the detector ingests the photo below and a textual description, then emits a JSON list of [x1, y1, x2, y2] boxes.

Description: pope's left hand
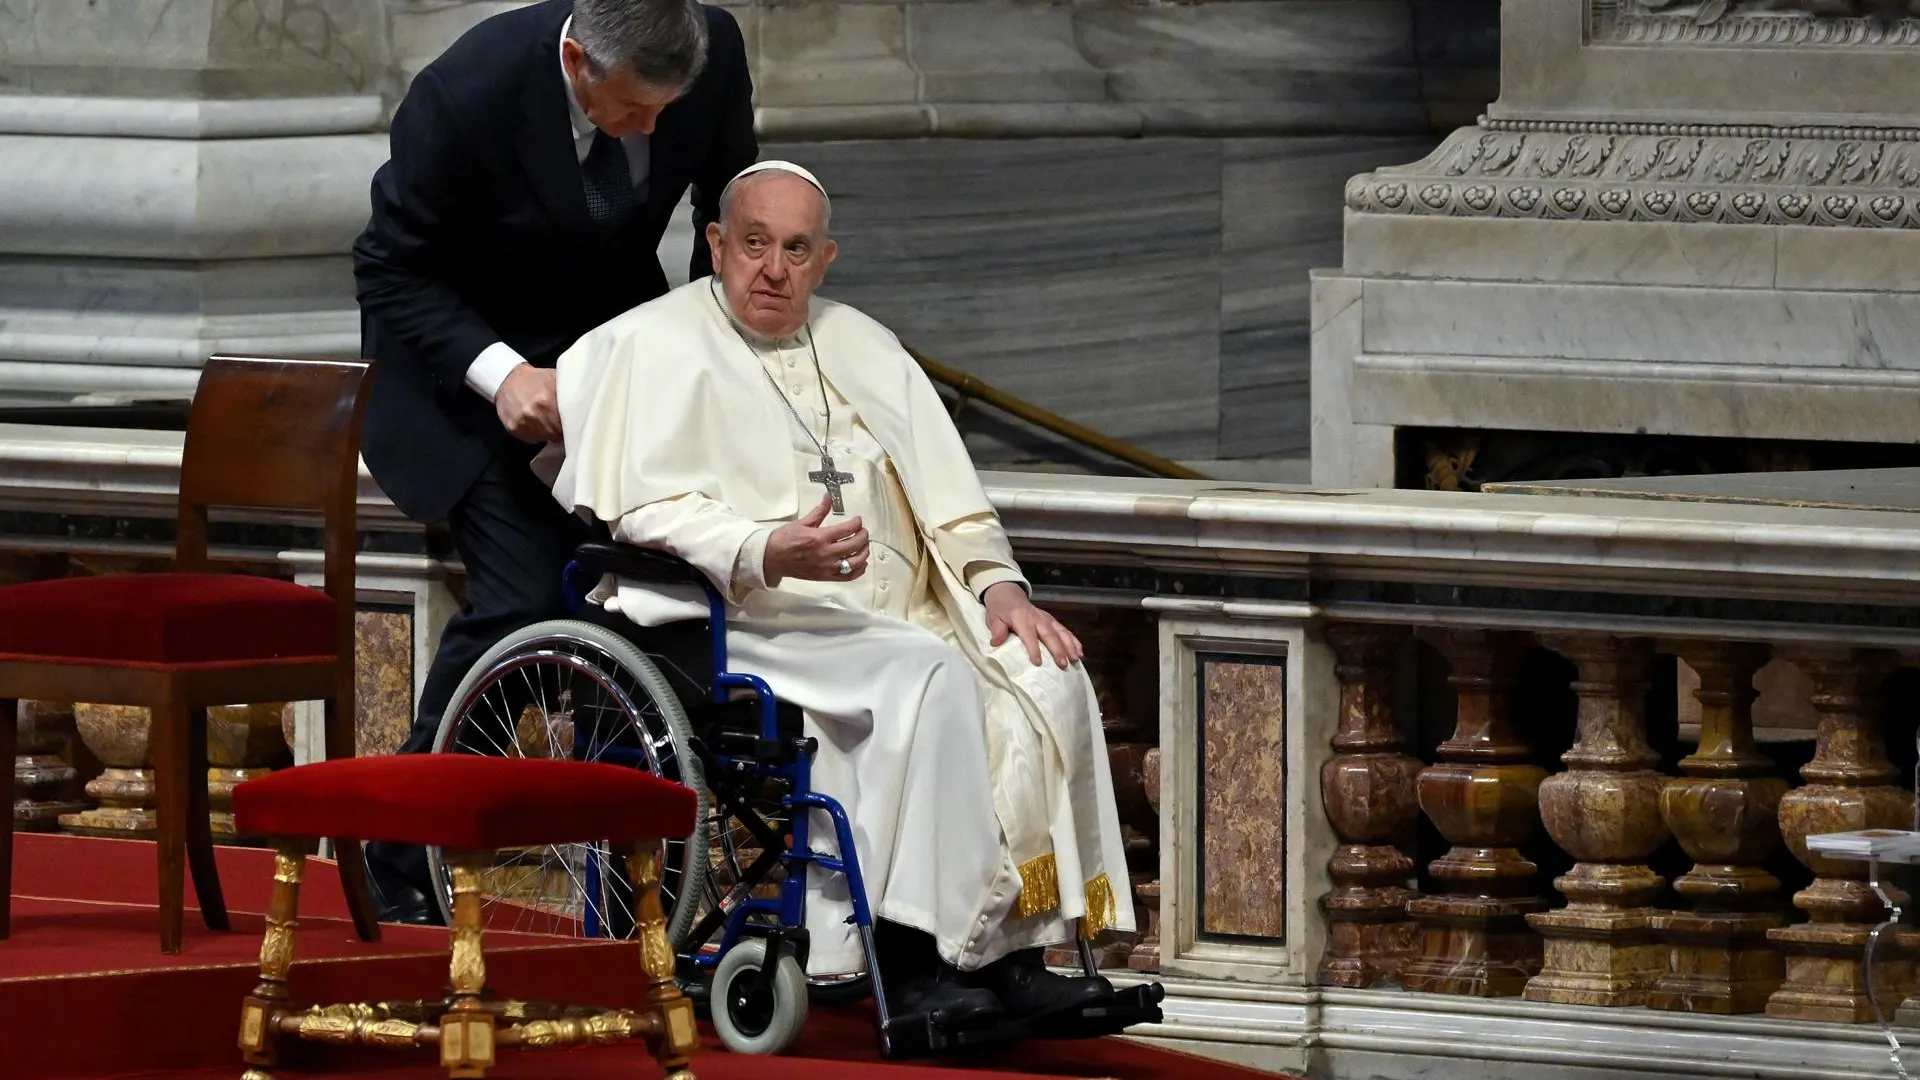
[[983, 581, 1082, 669]]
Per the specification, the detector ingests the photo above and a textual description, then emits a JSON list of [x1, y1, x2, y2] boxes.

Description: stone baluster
[[1401, 630, 1546, 996], [1129, 746, 1164, 974], [1649, 641, 1787, 1014], [1318, 625, 1422, 987], [1766, 646, 1917, 1023], [1526, 634, 1671, 1006]]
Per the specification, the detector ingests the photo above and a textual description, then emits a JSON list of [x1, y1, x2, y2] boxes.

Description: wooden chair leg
[[441, 853, 495, 1080], [0, 698, 15, 942], [186, 705, 228, 931], [324, 694, 381, 942], [239, 841, 306, 1080], [623, 842, 697, 1080], [151, 693, 189, 954]]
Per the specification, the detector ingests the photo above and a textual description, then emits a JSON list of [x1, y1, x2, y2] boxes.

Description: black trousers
[[367, 454, 591, 893]]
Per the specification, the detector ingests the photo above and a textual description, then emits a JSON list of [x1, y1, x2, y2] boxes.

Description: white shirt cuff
[[465, 341, 527, 402], [733, 527, 775, 592]]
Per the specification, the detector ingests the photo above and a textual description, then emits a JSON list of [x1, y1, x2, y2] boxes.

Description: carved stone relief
[[1346, 123, 1920, 228], [1595, 0, 1920, 44]]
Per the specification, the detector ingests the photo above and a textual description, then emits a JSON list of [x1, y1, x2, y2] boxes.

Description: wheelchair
[[420, 540, 1165, 1059]]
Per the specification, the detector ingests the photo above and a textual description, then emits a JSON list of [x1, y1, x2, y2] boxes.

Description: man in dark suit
[[351, 0, 756, 922]]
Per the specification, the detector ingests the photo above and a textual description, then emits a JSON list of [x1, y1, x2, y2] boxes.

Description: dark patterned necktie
[[582, 129, 635, 225]]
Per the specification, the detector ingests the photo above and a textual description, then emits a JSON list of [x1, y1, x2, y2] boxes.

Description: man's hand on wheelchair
[[765, 494, 870, 584], [496, 363, 562, 443], [984, 581, 1082, 669]]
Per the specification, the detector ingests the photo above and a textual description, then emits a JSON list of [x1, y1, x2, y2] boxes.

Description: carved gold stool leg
[[238, 841, 305, 1080], [441, 853, 496, 1079], [625, 842, 697, 1080]]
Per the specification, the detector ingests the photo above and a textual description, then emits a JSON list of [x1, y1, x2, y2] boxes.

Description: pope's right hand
[[765, 495, 869, 582], [496, 363, 561, 443]]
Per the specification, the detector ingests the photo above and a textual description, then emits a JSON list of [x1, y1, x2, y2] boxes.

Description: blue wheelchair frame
[[558, 553, 893, 1023], [551, 544, 1164, 1059]]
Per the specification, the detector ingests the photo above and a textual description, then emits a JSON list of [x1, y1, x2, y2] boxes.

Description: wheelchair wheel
[[425, 619, 709, 944], [712, 938, 809, 1056]]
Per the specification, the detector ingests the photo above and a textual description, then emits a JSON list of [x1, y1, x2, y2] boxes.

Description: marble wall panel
[[1075, 1, 1430, 130], [1199, 654, 1287, 940], [906, 3, 1105, 105], [755, 2, 915, 108], [766, 136, 1223, 463], [1221, 135, 1435, 458], [354, 606, 415, 758], [0, 0, 388, 97]]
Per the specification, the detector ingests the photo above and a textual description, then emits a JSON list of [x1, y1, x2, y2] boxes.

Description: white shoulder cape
[[549, 278, 993, 536]]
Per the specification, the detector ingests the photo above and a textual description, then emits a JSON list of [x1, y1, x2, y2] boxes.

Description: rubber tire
[[713, 939, 810, 1056], [422, 618, 710, 943]]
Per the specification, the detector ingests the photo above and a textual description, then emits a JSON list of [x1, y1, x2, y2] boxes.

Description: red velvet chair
[[0, 355, 381, 953], [230, 755, 701, 1080]]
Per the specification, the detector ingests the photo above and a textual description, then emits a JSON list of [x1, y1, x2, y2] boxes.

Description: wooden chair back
[[176, 356, 373, 656]]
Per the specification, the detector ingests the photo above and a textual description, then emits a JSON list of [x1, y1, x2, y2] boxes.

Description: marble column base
[[1524, 908, 1666, 1007], [208, 765, 276, 838], [1320, 900, 1418, 989], [1766, 923, 1919, 1024], [13, 700, 88, 831], [1128, 878, 1162, 973], [1648, 909, 1786, 1015], [14, 754, 88, 832], [59, 766, 154, 838], [1400, 897, 1544, 997]]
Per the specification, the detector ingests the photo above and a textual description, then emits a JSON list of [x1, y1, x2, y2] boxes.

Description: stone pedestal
[[1402, 630, 1546, 997], [61, 703, 155, 837], [58, 701, 291, 840], [0, 0, 388, 405], [12, 701, 89, 831], [208, 703, 294, 839], [1766, 647, 1918, 1023], [1526, 635, 1671, 1007], [1650, 642, 1787, 1015], [1315, 0, 1920, 490]]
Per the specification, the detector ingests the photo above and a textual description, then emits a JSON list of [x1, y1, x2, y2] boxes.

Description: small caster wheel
[[713, 938, 809, 1055]]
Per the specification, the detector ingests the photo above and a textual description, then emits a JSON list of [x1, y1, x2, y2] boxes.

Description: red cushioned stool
[[230, 755, 702, 1080], [0, 356, 381, 955]]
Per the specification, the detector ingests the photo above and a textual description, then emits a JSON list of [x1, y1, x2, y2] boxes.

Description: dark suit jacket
[[352, 0, 757, 523]]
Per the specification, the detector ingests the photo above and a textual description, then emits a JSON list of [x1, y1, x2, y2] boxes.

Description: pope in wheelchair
[[425, 160, 1162, 1059]]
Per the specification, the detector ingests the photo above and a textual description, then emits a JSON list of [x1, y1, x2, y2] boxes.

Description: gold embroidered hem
[[1015, 856, 1119, 941], [1014, 853, 1061, 918], [1080, 873, 1117, 941]]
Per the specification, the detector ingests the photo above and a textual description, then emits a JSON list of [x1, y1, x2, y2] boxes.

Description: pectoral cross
[[808, 453, 855, 515]]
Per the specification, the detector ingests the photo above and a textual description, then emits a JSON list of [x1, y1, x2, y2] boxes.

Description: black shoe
[[873, 920, 1003, 1030], [374, 881, 446, 926], [889, 965, 1005, 1029], [974, 948, 1114, 1020], [364, 849, 446, 927]]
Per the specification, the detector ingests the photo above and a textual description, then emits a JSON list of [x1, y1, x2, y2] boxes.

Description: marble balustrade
[[9, 429, 1920, 1078]]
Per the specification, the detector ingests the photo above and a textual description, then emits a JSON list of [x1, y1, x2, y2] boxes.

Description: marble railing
[[7, 429, 1920, 1078]]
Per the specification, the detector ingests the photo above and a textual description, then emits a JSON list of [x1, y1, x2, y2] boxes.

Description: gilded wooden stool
[[230, 754, 701, 1080]]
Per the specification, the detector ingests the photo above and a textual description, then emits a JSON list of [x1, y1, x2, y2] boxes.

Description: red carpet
[[3, 834, 1287, 1080]]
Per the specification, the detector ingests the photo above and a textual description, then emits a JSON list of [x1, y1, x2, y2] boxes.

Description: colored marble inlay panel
[[355, 608, 414, 758], [1198, 654, 1287, 940]]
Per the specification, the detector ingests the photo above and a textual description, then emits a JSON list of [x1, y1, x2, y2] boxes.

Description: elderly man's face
[[705, 174, 837, 339]]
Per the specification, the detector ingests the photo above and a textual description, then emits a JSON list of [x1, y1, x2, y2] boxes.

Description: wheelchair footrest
[[878, 982, 1165, 1060]]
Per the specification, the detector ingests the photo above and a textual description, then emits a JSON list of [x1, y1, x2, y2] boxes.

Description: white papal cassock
[[544, 278, 1132, 976]]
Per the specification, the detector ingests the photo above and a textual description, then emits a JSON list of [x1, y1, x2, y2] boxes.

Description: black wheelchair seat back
[[567, 540, 804, 740]]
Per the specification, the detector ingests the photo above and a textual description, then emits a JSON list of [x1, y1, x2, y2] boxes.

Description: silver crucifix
[[808, 453, 855, 514]]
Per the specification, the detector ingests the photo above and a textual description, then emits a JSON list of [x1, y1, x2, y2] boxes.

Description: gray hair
[[569, 0, 709, 89], [720, 169, 833, 234]]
